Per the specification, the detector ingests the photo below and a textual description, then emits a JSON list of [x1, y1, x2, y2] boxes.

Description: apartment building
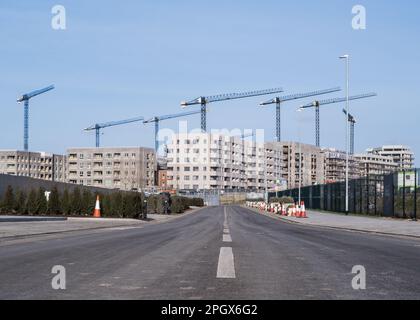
[[323, 148, 359, 183], [67, 147, 156, 191], [277, 142, 325, 189], [166, 133, 282, 192], [354, 153, 399, 176], [367, 145, 414, 169], [0, 150, 67, 182]]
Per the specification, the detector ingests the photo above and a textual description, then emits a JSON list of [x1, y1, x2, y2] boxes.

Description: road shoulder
[[0, 206, 206, 242], [242, 205, 420, 240]]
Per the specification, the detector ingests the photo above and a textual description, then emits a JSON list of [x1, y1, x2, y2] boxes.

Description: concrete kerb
[[242, 205, 420, 241], [0, 206, 207, 241]]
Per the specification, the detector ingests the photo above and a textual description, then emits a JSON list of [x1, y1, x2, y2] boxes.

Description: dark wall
[[0, 174, 117, 196]]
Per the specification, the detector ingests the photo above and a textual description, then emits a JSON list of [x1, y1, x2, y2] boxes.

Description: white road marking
[[223, 228, 230, 234], [217, 247, 236, 278], [223, 234, 232, 242]]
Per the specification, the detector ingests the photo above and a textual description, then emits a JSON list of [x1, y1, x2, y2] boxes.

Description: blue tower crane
[[343, 109, 356, 155], [143, 110, 202, 151], [181, 87, 284, 132], [17, 85, 55, 151], [84, 116, 144, 147], [300, 93, 377, 147], [259, 87, 341, 142]]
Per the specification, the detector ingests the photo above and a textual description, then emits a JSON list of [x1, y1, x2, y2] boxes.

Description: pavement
[[0, 216, 68, 223], [0, 212, 194, 240], [1, 205, 420, 300], [249, 207, 420, 238]]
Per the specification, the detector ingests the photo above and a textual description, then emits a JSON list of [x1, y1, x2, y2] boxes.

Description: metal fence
[[271, 169, 419, 219]]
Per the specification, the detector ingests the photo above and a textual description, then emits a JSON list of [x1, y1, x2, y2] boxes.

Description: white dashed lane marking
[[217, 247, 236, 279], [223, 234, 232, 243]]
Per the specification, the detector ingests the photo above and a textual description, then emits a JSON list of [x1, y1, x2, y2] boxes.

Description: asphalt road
[[1, 206, 420, 300]]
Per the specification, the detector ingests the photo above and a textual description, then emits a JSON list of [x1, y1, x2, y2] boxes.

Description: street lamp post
[[297, 107, 303, 205], [340, 54, 350, 215]]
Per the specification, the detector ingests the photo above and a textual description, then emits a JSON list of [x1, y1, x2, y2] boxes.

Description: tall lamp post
[[340, 54, 350, 215]]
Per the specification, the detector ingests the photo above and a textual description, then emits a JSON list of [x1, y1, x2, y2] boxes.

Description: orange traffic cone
[[93, 195, 101, 218], [296, 204, 301, 218], [301, 201, 307, 218]]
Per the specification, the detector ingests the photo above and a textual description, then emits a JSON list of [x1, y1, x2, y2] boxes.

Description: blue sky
[[0, 0, 419, 165]]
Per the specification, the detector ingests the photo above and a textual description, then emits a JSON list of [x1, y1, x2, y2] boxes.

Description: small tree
[[101, 193, 112, 217], [14, 189, 28, 215], [27, 189, 38, 215], [1, 185, 15, 214], [111, 192, 123, 218], [35, 187, 48, 215], [70, 187, 82, 216], [61, 189, 71, 215], [48, 187, 61, 215], [132, 192, 144, 219], [81, 189, 94, 216]]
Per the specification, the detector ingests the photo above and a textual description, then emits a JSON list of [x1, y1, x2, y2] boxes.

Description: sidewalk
[[0, 207, 203, 240], [247, 207, 420, 239]]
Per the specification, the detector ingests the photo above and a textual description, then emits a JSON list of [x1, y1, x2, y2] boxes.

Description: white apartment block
[[323, 148, 359, 183], [67, 147, 156, 191], [0, 150, 67, 182], [367, 145, 414, 169], [354, 153, 399, 176], [277, 142, 325, 189], [166, 133, 282, 192]]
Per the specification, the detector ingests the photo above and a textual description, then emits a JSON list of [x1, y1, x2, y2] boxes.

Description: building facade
[[277, 142, 325, 189], [367, 145, 414, 169], [354, 153, 399, 176], [166, 133, 282, 192], [0, 150, 66, 182], [323, 148, 359, 183], [67, 147, 156, 191]]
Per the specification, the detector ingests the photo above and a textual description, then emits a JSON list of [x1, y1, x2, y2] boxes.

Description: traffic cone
[[301, 201, 307, 218], [93, 195, 101, 218]]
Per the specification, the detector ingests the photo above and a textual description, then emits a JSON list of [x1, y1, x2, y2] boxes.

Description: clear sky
[[0, 1, 419, 165]]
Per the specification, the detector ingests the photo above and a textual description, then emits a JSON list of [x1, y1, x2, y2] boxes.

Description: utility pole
[[340, 54, 350, 215]]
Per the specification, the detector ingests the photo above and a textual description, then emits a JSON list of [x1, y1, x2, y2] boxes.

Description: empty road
[[1, 206, 420, 300]]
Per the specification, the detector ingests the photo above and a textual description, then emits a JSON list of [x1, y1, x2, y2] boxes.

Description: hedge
[[269, 196, 295, 204], [0, 185, 205, 218]]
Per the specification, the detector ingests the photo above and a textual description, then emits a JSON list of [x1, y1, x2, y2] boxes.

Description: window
[[184, 167, 191, 172]]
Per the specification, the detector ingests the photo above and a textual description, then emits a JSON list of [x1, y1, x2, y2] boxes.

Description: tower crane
[[181, 87, 284, 132], [259, 87, 341, 142], [300, 93, 377, 147], [343, 109, 356, 155], [17, 85, 55, 151], [84, 116, 144, 148], [143, 110, 202, 152]]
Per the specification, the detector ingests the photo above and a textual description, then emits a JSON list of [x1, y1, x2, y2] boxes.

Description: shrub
[[61, 189, 71, 215], [111, 192, 124, 218], [170, 196, 190, 214], [187, 197, 204, 207], [81, 189, 95, 216], [48, 187, 61, 215], [27, 189, 38, 215], [14, 189, 27, 215], [1, 185, 15, 214], [35, 187, 48, 215], [269, 196, 295, 204], [71, 187, 82, 216]]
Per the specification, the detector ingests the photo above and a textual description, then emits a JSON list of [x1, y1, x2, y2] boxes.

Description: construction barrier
[[245, 201, 308, 219]]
